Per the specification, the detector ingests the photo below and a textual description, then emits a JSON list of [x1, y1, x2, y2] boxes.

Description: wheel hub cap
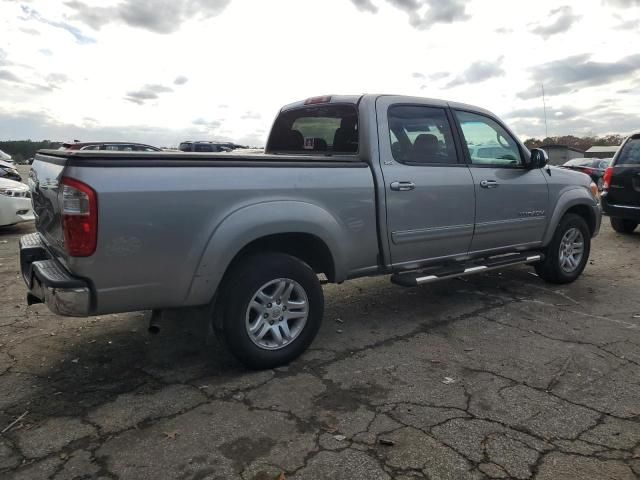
[[245, 278, 309, 350], [559, 227, 584, 273]]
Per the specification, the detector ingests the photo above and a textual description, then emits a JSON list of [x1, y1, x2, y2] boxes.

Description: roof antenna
[[541, 83, 549, 139]]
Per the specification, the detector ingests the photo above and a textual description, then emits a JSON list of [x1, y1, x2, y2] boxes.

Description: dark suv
[[602, 133, 640, 233], [178, 141, 231, 153]]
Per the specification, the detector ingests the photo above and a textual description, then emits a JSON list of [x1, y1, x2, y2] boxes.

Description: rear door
[[376, 96, 475, 268], [607, 136, 640, 207], [452, 109, 549, 253]]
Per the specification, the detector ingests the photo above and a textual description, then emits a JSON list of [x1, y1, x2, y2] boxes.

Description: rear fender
[[185, 200, 345, 305]]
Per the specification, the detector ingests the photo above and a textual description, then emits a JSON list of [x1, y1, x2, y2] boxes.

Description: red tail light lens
[[61, 177, 97, 257], [602, 167, 613, 191], [580, 167, 593, 175]]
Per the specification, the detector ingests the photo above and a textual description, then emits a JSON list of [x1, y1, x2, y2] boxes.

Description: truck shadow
[[3, 268, 543, 422]]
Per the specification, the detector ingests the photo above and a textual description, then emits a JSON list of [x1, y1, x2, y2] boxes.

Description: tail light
[[61, 177, 97, 256], [579, 167, 593, 175], [602, 167, 613, 191]]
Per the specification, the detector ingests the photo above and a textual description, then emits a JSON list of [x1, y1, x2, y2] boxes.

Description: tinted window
[[268, 105, 358, 153], [388, 106, 458, 165], [179, 143, 192, 152], [455, 111, 522, 167], [616, 138, 640, 165], [194, 144, 214, 152]]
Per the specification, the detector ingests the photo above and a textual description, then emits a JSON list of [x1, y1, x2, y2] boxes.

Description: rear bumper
[[602, 196, 640, 221], [20, 233, 92, 316]]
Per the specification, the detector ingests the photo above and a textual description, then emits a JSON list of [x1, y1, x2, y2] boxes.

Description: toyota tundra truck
[[21, 95, 602, 368]]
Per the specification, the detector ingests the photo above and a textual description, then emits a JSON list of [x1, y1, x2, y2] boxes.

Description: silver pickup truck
[[21, 94, 601, 368]]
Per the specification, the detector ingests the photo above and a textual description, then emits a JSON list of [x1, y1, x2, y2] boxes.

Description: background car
[[0, 178, 33, 227], [601, 133, 640, 233], [0, 159, 21, 182], [60, 141, 162, 151], [561, 157, 612, 190], [178, 141, 232, 152]]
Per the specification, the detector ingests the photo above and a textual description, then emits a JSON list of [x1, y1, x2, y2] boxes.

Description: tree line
[[0, 140, 62, 163], [523, 135, 625, 152]]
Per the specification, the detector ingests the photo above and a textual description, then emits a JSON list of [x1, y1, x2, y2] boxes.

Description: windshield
[[267, 105, 358, 154]]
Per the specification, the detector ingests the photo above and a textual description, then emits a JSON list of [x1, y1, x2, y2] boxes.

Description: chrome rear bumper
[[20, 233, 92, 316]]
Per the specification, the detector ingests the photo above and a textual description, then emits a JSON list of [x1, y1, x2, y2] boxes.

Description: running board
[[390, 253, 544, 287]]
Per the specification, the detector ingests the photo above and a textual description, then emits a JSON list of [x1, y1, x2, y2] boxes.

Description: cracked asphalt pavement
[[1, 201, 639, 477]]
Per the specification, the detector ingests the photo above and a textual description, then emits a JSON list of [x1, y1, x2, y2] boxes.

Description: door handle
[[390, 181, 415, 191], [480, 180, 499, 189]]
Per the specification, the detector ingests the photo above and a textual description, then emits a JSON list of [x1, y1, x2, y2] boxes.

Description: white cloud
[[0, 0, 639, 145]]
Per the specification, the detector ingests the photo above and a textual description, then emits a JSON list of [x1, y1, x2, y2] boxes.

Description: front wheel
[[217, 253, 324, 369], [610, 217, 638, 234], [535, 213, 591, 284]]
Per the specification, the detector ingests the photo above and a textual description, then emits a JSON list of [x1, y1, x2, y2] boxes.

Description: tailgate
[[29, 152, 69, 259], [607, 137, 640, 207]]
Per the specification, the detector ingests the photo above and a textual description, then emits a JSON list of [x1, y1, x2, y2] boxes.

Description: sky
[[0, 0, 639, 147]]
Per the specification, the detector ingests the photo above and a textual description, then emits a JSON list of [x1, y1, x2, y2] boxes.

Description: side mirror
[[528, 148, 548, 169]]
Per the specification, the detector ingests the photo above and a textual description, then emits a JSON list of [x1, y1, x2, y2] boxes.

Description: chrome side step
[[390, 253, 543, 287]]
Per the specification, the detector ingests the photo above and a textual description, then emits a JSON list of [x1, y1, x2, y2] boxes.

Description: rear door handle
[[480, 180, 499, 189], [390, 181, 415, 191]]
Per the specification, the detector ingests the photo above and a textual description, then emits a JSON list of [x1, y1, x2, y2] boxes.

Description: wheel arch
[[185, 200, 345, 306], [542, 189, 598, 246]]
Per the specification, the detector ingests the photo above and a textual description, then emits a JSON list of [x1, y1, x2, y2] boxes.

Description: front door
[[376, 97, 476, 268], [453, 110, 549, 253]]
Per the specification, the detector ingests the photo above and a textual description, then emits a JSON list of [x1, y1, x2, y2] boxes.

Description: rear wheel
[[610, 217, 638, 234], [535, 213, 590, 284], [217, 253, 324, 369]]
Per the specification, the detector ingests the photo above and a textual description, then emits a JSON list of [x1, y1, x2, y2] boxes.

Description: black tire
[[610, 217, 638, 234], [217, 252, 324, 369], [535, 213, 591, 284]]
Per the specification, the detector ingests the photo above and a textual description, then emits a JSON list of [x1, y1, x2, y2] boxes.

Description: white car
[[0, 178, 34, 227]]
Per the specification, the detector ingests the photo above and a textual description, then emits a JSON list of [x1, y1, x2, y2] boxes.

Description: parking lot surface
[[1, 199, 639, 478]]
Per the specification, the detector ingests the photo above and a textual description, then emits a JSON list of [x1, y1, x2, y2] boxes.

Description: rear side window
[[268, 105, 358, 154], [616, 138, 640, 165], [179, 143, 192, 152], [388, 105, 458, 165]]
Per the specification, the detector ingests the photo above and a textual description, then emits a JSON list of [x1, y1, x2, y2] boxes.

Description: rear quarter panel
[[63, 163, 379, 314]]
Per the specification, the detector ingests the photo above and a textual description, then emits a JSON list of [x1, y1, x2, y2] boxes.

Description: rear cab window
[[267, 104, 358, 154]]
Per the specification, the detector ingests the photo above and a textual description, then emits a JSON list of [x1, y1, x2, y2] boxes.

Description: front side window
[[617, 138, 640, 165], [455, 111, 522, 167], [387, 106, 458, 165], [268, 105, 358, 154]]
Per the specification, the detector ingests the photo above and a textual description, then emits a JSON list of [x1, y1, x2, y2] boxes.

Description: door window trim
[[452, 108, 525, 169], [386, 103, 465, 167]]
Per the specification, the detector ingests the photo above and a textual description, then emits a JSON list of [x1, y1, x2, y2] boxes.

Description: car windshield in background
[[268, 105, 358, 154], [598, 158, 612, 168], [617, 138, 640, 165]]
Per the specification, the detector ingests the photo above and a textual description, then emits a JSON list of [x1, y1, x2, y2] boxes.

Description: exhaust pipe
[[148, 309, 162, 335]]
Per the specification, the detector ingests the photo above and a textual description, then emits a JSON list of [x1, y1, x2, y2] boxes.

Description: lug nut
[[276, 300, 281, 305], [269, 320, 274, 325], [283, 306, 287, 311], [263, 313, 269, 318], [267, 303, 272, 308]]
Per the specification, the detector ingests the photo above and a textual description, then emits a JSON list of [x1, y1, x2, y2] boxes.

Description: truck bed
[[29, 150, 379, 314]]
